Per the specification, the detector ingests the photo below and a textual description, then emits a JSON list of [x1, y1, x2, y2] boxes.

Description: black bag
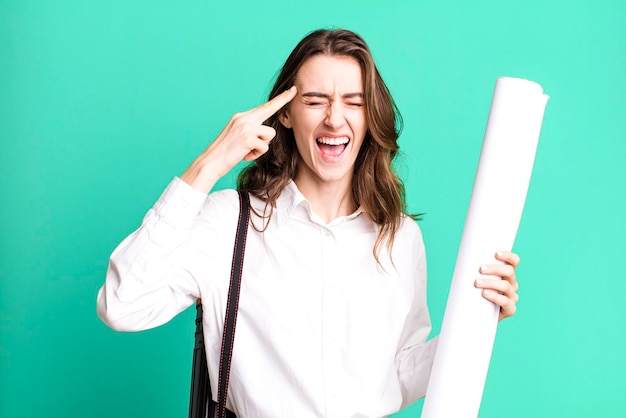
[[189, 190, 250, 418]]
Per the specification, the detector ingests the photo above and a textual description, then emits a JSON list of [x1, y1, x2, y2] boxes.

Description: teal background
[[1, 0, 625, 417]]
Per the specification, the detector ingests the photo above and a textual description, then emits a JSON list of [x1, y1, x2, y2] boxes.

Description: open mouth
[[316, 136, 350, 159]]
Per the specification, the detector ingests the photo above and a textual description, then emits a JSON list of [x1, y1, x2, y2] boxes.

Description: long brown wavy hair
[[238, 28, 409, 261]]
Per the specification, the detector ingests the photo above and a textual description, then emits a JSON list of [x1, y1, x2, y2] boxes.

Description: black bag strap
[[189, 190, 249, 418], [189, 303, 211, 418], [216, 190, 250, 417]]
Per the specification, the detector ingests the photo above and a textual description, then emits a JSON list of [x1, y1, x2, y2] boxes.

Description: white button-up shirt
[[97, 177, 438, 418]]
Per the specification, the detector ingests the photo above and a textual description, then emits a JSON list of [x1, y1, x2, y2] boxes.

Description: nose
[[324, 101, 346, 129]]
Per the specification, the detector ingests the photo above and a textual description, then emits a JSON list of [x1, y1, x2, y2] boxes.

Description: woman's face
[[280, 54, 367, 189]]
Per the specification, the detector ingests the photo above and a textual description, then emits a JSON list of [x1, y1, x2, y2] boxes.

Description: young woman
[[97, 29, 520, 417]]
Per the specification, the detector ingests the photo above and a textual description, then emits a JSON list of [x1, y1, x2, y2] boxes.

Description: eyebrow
[[301, 92, 364, 99]]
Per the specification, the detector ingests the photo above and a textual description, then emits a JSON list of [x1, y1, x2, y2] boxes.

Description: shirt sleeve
[[96, 177, 209, 331], [394, 219, 439, 407]]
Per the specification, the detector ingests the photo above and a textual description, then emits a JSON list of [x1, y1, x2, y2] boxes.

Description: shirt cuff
[[152, 177, 208, 229]]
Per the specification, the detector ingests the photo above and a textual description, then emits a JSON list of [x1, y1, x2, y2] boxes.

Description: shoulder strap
[[216, 190, 250, 418], [189, 302, 211, 418]]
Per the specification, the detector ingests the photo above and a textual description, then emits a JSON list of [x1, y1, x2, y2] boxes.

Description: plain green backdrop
[[1, 0, 625, 417]]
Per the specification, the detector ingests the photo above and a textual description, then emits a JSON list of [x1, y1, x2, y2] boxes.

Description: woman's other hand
[[474, 251, 521, 321]]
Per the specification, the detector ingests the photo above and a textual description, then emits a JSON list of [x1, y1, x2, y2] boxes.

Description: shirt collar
[[275, 180, 364, 227]]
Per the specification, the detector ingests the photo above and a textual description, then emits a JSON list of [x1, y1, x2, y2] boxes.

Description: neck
[[293, 175, 357, 223]]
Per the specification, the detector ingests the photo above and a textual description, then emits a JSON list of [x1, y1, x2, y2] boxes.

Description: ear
[[278, 109, 292, 129]]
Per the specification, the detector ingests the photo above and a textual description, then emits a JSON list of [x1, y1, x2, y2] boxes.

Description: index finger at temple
[[249, 86, 297, 122]]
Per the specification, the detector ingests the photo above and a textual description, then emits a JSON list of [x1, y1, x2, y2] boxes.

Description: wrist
[[180, 164, 221, 194]]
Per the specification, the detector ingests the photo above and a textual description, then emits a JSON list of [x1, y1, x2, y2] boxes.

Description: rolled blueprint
[[421, 77, 549, 418]]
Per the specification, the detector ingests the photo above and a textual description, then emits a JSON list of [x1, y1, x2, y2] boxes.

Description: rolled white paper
[[421, 77, 549, 418]]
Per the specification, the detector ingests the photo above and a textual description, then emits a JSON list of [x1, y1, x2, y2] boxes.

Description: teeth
[[316, 136, 349, 145]]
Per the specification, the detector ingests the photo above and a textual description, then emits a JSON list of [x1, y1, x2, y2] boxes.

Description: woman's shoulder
[[197, 188, 243, 226], [207, 188, 269, 212], [206, 187, 240, 207], [391, 214, 426, 257], [389, 215, 426, 272], [203, 188, 271, 223], [398, 213, 424, 241]]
